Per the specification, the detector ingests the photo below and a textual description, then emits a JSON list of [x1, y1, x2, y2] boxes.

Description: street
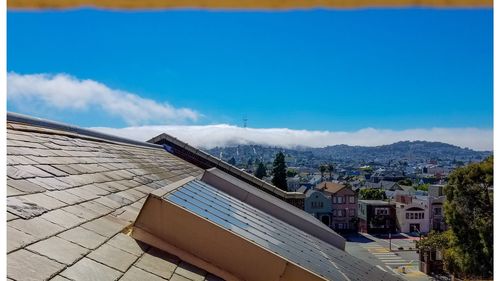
[[344, 233, 431, 281]]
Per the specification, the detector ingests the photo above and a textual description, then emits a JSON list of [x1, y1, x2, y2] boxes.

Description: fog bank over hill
[[91, 125, 493, 151]]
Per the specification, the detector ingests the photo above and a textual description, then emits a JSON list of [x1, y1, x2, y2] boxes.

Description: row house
[[304, 189, 333, 226], [317, 182, 357, 232], [358, 200, 397, 234], [428, 185, 447, 231]]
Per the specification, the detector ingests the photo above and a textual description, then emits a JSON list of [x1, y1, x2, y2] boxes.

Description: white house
[[394, 192, 430, 234]]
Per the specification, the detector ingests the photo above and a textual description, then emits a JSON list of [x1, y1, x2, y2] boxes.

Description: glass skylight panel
[[165, 180, 398, 281]]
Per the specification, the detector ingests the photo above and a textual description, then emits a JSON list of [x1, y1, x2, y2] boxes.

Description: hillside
[[205, 141, 491, 167]]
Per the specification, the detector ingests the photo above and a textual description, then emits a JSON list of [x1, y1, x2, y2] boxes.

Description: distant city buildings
[[203, 144, 484, 238]]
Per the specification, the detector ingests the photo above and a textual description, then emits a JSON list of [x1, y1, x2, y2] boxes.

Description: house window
[[434, 208, 442, 215], [334, 196, 345, 204], [348, 196, 355, 204], [311, 201, 324, 209], [349, 209, 355, 216], [336, 223, 347, 229], [375, 208, 388, 215], [406, 213, 410, 219]]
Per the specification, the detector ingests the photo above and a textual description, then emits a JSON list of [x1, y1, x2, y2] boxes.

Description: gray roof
[[296, 185, 308, 193], [7, 114, 221, 281], [399, 185, 416, 193], [365, 180, 401, 191]]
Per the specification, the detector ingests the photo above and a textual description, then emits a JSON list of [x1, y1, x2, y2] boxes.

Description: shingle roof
[[7, 113, 403, 281], [315, 182, 345, 194], [6, 116, 222, 281]]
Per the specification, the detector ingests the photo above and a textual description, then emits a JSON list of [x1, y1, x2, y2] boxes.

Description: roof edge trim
[[7, 112, 162, 149]]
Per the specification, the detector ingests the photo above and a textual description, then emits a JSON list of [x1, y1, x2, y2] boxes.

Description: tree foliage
[[416, 230, 451, 251], [254, 162, 267, 179], [247, 158, 253, 167], [319, 165, 327, 180], [397, 178, 413, 186], [228, 157, 236, 166], [359, 188, 386, 200], [272, 152, 288, 191], [327, 164, 334, 180], [443, 156, 493, 278], [286, 168, 297, 177], [416, 183, 429, 192]]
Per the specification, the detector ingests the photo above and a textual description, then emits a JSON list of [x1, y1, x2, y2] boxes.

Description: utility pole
[[389, 232, 392, 251]]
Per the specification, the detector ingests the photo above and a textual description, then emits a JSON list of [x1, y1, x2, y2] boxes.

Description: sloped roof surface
[[162, 180, 402, 281], [315, 182, 345, 194], [6, 120, 222, 281]]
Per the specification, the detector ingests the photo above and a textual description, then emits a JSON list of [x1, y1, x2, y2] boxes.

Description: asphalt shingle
[[6, 120, 212, 281]]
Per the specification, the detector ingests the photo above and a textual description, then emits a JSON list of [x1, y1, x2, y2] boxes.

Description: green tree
[[228, 157, 236, 166], [254, 162, 267, 179], [397, 178, 412, 186], [272, 152, 288, 191], [415, 183, 429, 192], [286, 168, 297, 177], [416, 230, 451, 253], [359, 188, 386, 200], [327, 163, 334, 180], [247, 158, 254, 168], [443, 156, 493, 278], [319, 165, 327, 180]]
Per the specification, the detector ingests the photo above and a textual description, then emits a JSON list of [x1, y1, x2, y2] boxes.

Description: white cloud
[[7, 72, 200, 125], [90, 124, 493, 151]]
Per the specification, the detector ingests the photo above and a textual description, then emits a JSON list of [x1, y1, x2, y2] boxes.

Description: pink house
[[316, 182, 358, 232]]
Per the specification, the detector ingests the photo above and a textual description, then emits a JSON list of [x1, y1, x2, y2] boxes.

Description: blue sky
[[6, 8, 493, 149]]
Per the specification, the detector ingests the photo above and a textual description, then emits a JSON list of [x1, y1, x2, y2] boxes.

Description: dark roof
[[147, 133, 305, 204], [7, 114, 220, 281], [140, 178, 400, 281]]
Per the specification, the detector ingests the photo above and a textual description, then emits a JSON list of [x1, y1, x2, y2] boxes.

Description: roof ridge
[[7, 112, 162, 149]]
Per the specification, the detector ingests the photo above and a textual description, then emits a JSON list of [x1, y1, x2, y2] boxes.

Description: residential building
[[316, 182, 358, 232], [394, 193, 430, 234], [428, 185, 447, 231], [365, 180, 403, 191], [358, 200, 396, 233], [7, 112, 401, 281], [286, 175, 301, 192], [304, 189, 333, 227]]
